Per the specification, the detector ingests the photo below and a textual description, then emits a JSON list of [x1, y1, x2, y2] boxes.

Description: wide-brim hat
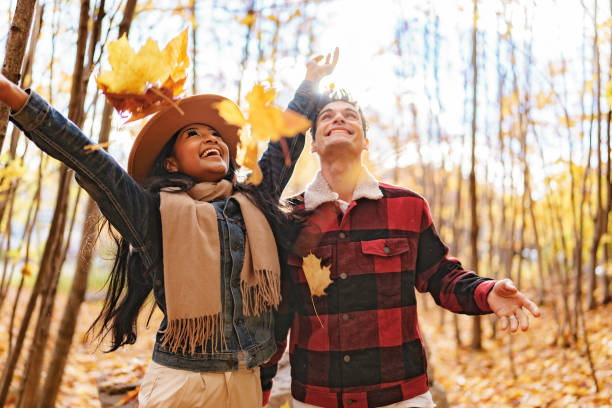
[[127, 94, 243, 185]]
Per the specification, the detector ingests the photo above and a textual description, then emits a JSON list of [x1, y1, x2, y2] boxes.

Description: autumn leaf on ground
[[216, 83, 311, 184], [302, 253, 333, 296], [97, 29, 189, 122], [112, 387, 139, 407]]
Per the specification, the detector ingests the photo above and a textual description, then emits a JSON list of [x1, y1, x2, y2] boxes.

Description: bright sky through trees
[[0, 0, 603, 196]]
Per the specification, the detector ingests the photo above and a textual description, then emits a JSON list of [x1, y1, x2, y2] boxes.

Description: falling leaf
[[83, 141, 111, 152], [216, 83, 310, 184], [240, 12, 256, 27], [21, 264, 33, 277], [245, 84, 311, 142], [236, 138, 262, 184], [302, 253, 333, 297], [96, 29, 189, 122], [215, 100, 246, 128]]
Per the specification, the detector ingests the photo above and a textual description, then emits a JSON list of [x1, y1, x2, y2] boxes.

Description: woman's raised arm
[[0, 74, 28, 112]]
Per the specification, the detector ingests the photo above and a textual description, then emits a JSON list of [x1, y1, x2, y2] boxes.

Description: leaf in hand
[[302, 253, 333, 296], [96, 29, 189, 122], [215, 83, 310, 184]]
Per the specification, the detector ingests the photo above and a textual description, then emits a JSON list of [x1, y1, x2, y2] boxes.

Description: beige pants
[[139, 361, 262, 408]]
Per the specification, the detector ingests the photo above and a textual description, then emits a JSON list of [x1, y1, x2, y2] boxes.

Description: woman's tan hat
[[127, 94, 243, 185]]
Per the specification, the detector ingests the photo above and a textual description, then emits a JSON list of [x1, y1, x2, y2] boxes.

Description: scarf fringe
[[160, 313, 226, 355], [241, 269, 281, 316]]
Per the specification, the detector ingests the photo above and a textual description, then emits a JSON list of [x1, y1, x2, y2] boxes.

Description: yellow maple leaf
[[216, 83, 310, 184], [239, 12, 256, 27], [302, 253, 333, 297], [215, 100, 246, 128], [97, 29, 189, 121], [236, 138, 262, 184]]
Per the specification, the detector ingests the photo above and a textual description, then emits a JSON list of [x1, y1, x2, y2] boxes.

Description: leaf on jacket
[[96, 29, 189, 122], [302, 253, 333, 297], [215, 83, 310, 185]]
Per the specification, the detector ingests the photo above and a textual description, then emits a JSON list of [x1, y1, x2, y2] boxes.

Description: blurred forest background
[[0, 0, 611, 407]]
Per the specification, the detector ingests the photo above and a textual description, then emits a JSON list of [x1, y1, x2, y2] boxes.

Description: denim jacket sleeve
[[9, 90, 157, 268], [256, 80, 318, 200]]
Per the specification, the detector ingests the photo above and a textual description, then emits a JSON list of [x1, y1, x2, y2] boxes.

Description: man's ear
[[164, 157, 179, 173], [363, 137, 369, 151]]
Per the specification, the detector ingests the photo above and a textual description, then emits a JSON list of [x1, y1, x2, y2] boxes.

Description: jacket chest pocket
[[357, 237, 416, 275]]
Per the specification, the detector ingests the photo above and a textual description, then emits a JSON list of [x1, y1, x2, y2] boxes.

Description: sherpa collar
[[304, 167, 383, 211]]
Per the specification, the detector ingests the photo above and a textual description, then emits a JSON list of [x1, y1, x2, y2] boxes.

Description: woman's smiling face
[[164, 124, 230, 182]]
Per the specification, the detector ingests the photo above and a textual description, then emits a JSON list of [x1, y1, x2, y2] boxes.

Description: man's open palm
[[488, 279, 541, 332], [305, 47, 339, 83]]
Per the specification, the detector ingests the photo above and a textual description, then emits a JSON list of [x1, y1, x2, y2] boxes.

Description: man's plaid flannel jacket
[[262, 174, 496, 408]]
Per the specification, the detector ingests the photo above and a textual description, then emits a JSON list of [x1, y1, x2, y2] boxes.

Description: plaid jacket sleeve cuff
[[474, 280, 497, 313]]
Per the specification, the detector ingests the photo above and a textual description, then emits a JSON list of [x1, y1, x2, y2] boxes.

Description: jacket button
[[343, 355, 350, 363], [383, 246, 390, 254], [346, 399, 355, 405], [155, 279, 162, 286], [232, 243, 240, 250], [340, 273, 348, 280], [232, 278, 240, 287], [338, 232, 346, 239], [342, 314, 350, 321]]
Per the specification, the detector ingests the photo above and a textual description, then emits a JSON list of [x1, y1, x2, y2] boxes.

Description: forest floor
[[0, 291, 611, 407]]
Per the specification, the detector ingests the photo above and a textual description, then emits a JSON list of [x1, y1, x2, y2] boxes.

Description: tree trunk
[[0, 167, 71, 407], [191, 0, 197, 94], [237, 3, 256, 103], [37, 1, 137, 405], [0, 0, 37, 153], [469, 0, 482, 351], [15, 1, 91, 406], [586, 0, 603, 310], [8, 1, 43, 159], [0, 0, 37, 229], [451, 137, 464, 347]]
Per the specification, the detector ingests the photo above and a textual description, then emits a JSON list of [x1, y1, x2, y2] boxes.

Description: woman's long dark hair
[[89, 130, 302, 351]]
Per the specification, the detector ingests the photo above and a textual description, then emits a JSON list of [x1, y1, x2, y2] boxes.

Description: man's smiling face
[[312, 101, 368, 158]]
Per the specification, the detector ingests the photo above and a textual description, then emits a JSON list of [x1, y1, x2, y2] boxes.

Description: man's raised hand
[[305, 47, 339, 84]]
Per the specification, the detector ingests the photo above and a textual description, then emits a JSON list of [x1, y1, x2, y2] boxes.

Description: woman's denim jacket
[[9, 81, 317, 372]]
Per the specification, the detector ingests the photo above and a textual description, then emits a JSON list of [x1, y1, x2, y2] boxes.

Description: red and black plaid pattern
[[262, 183, 495, 408]]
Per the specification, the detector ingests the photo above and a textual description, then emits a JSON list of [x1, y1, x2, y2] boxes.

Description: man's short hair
[[310, 89, 368, 140]]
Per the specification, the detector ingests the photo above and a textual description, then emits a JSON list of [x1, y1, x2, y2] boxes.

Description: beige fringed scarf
[[159, 180, 281, 355]]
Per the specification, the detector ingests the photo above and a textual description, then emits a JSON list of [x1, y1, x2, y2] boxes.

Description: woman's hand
[[305, 47, 339, 84], [0, 73, 28, 112]]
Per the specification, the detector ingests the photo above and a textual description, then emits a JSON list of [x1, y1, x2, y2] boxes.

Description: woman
[[0, 50, 337, 407]]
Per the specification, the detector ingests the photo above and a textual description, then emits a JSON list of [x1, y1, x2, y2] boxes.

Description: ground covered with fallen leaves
[[1, 291, 611, 407], [417, 295, 612, 408]]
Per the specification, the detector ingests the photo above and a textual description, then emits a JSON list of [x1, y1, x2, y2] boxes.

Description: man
[[262, 64, 540, 408]]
